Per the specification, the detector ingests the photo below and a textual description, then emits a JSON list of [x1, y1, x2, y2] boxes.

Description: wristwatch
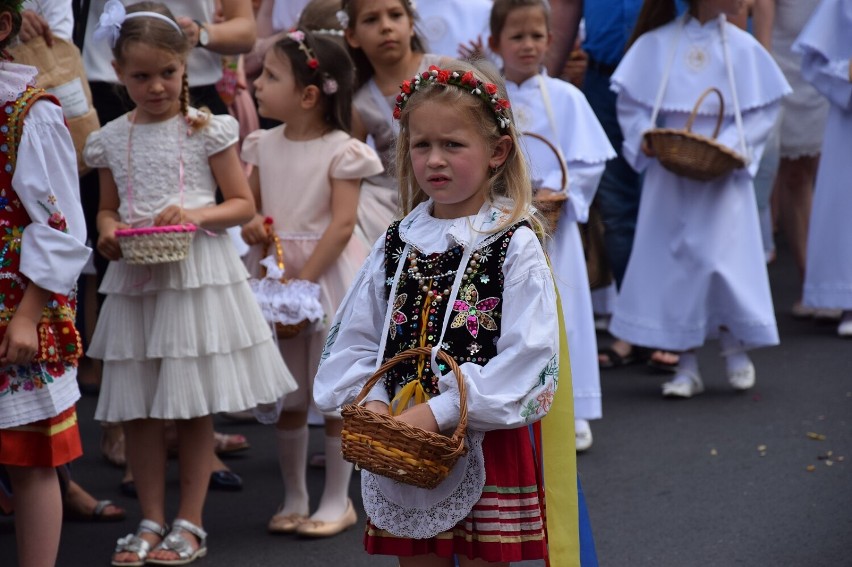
[[193, 20, 210, 48]]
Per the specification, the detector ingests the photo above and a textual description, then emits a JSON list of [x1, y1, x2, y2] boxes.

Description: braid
[[180, 70, 190, 117]]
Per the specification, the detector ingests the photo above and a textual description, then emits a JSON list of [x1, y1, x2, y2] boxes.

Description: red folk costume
[[0, 64, 92, 468]]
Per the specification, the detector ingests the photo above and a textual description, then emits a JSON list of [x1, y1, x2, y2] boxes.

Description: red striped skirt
[[364, 424, 547, 562], [0, 406, 82, 467]]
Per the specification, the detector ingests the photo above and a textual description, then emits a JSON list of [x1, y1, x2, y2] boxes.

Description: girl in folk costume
[[240, 29, 382, 538], [489, 0, 615, 451], [83, 2, 296, 564], [608, 0, 791, 398], [0, 3, 91, 565], [315, 59, 592, 566], [796, 0, 852, 338], [338, 0, 443, 243]]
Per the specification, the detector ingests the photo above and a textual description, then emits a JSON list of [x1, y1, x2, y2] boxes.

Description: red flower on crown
[[401, 80, 413, 95], [461, 71, 477, 87], [495, 98, 511, 111], [308, 58, 319, 69], [393, 106, 401, 119], [436, 69, 450, 83], [484, 83, 498, 96]]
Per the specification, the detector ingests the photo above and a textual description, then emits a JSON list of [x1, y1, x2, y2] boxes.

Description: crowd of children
[[0, 0, 848, 565]]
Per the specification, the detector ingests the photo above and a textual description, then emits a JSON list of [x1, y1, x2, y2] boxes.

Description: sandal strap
[[155, 518, 207, 559], [139, 518, 169, 537], [114, 519, 167, 556]]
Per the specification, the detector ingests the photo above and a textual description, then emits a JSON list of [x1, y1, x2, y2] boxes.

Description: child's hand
[[364, 401, 390, 415], [458, 36, 485, 60], [155, 205, 203, 227], [97, 222, 130, 261], [241, 214, 270, 246], [0, 316, 38, 366], [395, 404, 440, 434]]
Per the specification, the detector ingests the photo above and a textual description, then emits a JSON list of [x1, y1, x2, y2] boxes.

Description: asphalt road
[[1, 238, 850, 566]]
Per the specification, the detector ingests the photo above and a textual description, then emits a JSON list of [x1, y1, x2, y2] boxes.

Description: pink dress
[[241, 126, 383, 409]]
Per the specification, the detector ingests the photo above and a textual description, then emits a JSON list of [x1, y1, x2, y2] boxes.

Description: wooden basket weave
[[644, 87, 746, 182], [524, 131, 569, 232], [341, 347, 468, 489], [115, 224, 196, 265], [263, 219, 309, 340]]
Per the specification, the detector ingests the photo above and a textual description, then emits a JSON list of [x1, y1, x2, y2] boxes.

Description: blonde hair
[[394, 59, 546, 238]]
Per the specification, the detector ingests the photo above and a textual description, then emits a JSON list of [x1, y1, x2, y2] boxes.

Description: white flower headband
[[94, 0, 183, 47], [286, 30, 338, 96]]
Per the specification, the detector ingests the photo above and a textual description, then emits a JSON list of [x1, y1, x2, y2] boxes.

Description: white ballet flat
[[662, 370, 704, 398], [727, 361, 756, 390]]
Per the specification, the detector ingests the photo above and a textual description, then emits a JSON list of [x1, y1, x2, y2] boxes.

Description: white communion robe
[[608, 15, 790, 351], [797, 0, 852, 310], [508, 72, 614, 421]]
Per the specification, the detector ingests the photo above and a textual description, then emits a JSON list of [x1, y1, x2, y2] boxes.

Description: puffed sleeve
[[83, 128, 108, 169], [330, 138, 384, 180], [427, 226, 560, 432], [799, 52, 852, 110], [16, 101, 91, 294], [313, 238, 389, 413], [203, 113, 239, 156], [240, 128, 264, 167]]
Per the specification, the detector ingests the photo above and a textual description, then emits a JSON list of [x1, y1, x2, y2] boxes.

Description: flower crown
[[393, 66, 512, 131], [286, 29, 338, 95], [0, 0, 24, 13]]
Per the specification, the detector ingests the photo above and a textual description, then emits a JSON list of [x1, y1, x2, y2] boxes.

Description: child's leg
[[271, 410, 310, 530], [6, 465, 62, 567], [662, 350, 704, 398], [303, 418, 354, 525], [719, 328, 756, 390], [117, 418, 168, 563], [146, 415, 214, 561]]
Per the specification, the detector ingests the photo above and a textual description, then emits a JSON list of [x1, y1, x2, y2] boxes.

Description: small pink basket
[[115, 224, 197, 265]]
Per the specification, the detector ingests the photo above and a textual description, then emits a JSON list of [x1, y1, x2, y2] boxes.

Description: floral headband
[[94, 0, 183, 47], [0, 0, 24, 13], [393, 66, 512, 131], [286, 30, 338, 95]]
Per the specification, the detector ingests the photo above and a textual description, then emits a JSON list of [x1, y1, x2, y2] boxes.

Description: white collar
[[0, 62, 38, 105], [398, 198, 522, 254]]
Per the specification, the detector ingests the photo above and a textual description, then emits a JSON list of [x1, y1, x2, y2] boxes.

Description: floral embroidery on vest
[[0, 88, 82, 400], [381, 219, 526, 399]]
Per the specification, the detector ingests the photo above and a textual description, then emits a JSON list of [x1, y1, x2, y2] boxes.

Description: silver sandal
[[146, 518, 208, 566], [111, 519, 167, 567]]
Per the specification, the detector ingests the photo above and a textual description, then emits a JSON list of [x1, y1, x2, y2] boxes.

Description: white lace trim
[[361, 430, 485, 539], [0, 62, 37, 104]]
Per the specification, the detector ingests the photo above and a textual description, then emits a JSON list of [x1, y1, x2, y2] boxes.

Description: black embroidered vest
[[381, 219, 527, 399]]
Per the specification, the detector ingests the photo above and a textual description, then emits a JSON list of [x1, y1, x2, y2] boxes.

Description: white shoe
[[791, 301, 815, 319], [575, 419, 593, 452], [662, 370, 704, 398], [815, 308, 843, 322], [838, 312, 852, 338], [727, 361, 756, 390]]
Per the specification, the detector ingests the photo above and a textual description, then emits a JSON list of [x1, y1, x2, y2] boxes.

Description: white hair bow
[[93, 0, 184, 48], [93, 0, 127, 47]]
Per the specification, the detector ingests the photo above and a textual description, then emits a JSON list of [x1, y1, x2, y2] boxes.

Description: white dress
[[508, 72, 615, 421], [797, 0, 852, 310], [84, 110, 297, 421], [770, 0, 829, 158], [415, 0, 493, 58], [608, 15, 790, 351]]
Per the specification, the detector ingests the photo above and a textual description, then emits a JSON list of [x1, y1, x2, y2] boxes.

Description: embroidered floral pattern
[[0, 361, 74, 398], [390, 293, 408, 339], [451, 284, 499, 338], [519, 355, 559, 422], [320, 322, 340, 362]]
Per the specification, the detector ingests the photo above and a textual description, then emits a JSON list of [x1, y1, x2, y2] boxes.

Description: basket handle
[[522, 131, 569, 192], [261, 217, 287, 276], [353, 346, 468, 444], [684, 87, 725, 140]]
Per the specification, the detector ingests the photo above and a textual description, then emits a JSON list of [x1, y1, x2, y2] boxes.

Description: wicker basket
[[262, 220, 310, 340], [341, 347, 468, 489], [115, 224, 196, 265], [524, 131, 569, 232], [644, 87, 746, 182]]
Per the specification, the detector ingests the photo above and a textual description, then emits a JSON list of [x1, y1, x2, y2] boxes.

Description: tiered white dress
[[508, 72, 615, 422], [241, 125, 383, 411], [84, 110, 297, 421]]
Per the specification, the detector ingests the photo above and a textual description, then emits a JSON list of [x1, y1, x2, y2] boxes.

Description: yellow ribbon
[[390, 378, 431, 417], [541, 273, 580, 565]]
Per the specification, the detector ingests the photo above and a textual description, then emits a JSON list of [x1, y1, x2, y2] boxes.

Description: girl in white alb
[[608, 1, 791, 398], [489, 0, 615, 450], [796, 0, 852, 337]]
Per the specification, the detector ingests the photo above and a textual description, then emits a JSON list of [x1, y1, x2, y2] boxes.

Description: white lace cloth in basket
[[361, 430, 485, 539], [248, 255, 324, 325]]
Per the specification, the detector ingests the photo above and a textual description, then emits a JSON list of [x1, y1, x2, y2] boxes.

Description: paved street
[[2, 239, 850, 566]]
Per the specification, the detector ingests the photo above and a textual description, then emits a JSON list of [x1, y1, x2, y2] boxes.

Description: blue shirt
[[583, 0, 688, 66]]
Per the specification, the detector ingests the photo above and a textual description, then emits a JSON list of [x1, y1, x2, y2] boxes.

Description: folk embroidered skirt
[[364, 424, 547, 561], [0, 405, 82, 467]]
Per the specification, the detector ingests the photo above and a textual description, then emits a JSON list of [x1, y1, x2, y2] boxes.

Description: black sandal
[[598, 345, 650, 369], [646, 350, 679, 373]]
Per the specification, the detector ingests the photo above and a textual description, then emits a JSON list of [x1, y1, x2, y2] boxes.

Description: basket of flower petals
[[115, 224, 197, 265]]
